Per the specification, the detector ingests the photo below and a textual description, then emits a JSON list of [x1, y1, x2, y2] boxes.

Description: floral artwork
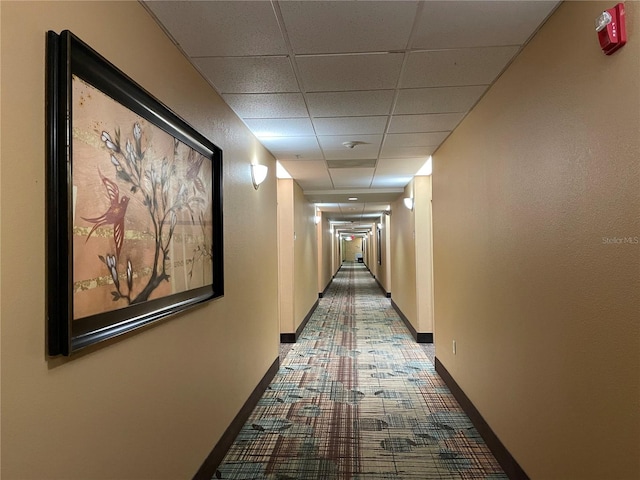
[[72, 76, 214, 320], [47, 30, 222, 355]]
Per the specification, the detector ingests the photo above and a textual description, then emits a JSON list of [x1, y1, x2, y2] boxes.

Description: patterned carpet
[[216, 263, 506, 479]]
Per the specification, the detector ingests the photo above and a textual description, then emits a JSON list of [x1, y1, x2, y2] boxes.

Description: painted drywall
[[278, 178, 318, 334], [292, 180, 318, 330], [432, 2, 639, 479], [342, 237, 363, 262], [277, 178, 295, 334], [376, 214, 391, 294], [317, 213, 333, 294], [414, 175, 434, 334], [0, 2, 278, 479], [390, 182, 417, 326]]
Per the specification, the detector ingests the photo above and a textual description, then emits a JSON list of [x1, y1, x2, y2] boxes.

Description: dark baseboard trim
[[391, 299, 433, 343], [318, 278, 333, 298], [280, 333, 296, 343], [374, 277, 390, 298], [434, 358, 529, 480], [296, 299, 318, 338], [280, 299, 319, 343], [416, 332, 434, 343], [193, 357, 279, 480]]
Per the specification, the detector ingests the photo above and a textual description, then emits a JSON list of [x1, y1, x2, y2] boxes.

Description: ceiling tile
[[279, 160, 333, 190], [394, 86, 488, 114], [388, 113, 465, 134], [307, 91, 395, 117], [330, 168, 375, 188], [195, 57, 297, 94], [260, 136, 323, 160], [246, 118, 314, 137], [297, 53, 404, 92], [371, 174, 414, 188], [223, 94, 308, 119], [146, 1, 286, 56], [402, 47, 520, 88], [323, 148, 380, 161], [326, 159, 377, 169], [317, 134, 383, 151], [414, 1, 559, 49], [279, 1, 417, 54], [313, 117, 388, 136], [375, 157, 428, 176], [384, 133, 449, 148], [146, 0, 558, 222], [380, 145, 438, 159]]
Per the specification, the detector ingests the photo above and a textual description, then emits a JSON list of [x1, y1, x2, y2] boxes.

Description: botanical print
[[72, 76, 213, 320]]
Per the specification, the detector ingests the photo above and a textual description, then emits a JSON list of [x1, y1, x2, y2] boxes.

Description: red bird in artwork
[[82, 171, 130, 259]]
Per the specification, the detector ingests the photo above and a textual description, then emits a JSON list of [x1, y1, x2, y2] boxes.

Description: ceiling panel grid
[[145, 0, 559, 223]]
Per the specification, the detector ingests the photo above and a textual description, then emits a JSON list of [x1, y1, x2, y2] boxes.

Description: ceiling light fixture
[[251, 164, 268, 189], [342, 141, 358, 149], [348, 197, 358, 201]]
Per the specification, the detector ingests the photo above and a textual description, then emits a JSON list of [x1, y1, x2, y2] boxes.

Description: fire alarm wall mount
[[595, 3, 627, 55]]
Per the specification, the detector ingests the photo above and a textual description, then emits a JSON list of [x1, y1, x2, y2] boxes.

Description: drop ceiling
[[144, 0, 559, 223]]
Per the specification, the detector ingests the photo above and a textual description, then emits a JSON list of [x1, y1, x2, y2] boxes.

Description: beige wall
[[432, 2, 639, 479], [342, 236, 363, 262], [332, 228, 341, 275], [364, 223, 376, 275], [293, 180, 318, 328], [1, 2, 279, 479], [317, 212, 333, 294], [376, 214, 391, 294], [278, 178, 317, 334], [390, 182, 417, 324], [277, 179, 295, 333], [414, 175, 434, 333]]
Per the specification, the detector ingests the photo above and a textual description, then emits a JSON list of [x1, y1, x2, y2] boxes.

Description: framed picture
[[46, 30, 224, 356]]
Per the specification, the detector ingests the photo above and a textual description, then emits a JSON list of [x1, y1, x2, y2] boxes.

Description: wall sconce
[[314, 215, 321, 225], [251, 164, 268, 189], [403, 197, 414, 211], [377, 223, 383, 230]]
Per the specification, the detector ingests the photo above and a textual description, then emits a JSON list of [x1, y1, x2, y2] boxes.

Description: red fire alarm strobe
[[595, 3, 627, 55]]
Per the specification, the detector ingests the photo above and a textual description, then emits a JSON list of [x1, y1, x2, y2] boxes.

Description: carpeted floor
[[217, 263, 506, 479]]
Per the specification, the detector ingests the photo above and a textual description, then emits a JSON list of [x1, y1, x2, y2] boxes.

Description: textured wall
[[278, 179, 295, 333], [293, 180, 318, 328], [414, 175, 434, 333], [376, 213, 391, 294], [432, 2, 639, 478], [391, 181, 417, 325], [343, 236, 363, 262], [1, 2, 278, 478], [317, 213, 333, 294]]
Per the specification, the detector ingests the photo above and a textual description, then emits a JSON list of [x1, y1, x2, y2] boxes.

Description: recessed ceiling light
[[348, 197, 358, 201]]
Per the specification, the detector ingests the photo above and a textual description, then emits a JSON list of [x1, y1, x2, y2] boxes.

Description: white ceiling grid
[[145, 0, 559, 222]]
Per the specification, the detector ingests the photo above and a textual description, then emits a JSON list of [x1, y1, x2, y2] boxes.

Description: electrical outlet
[[453, 340, 457, 355]]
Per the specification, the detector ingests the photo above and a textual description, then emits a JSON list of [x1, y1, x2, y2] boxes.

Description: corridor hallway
[[215, 263, 505, 479]]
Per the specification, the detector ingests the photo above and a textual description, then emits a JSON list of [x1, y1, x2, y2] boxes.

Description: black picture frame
[[46, 30, 224, 356]]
